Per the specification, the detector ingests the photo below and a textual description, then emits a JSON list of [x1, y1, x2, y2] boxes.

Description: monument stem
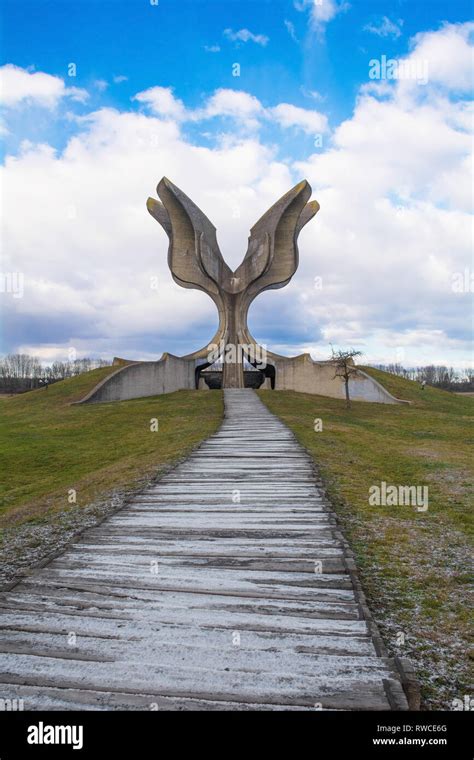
[[222, 295, 245, 389]]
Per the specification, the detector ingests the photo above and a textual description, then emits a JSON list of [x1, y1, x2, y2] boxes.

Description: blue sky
[[0, 0, 473, 369], [2, 0, 473, 146]]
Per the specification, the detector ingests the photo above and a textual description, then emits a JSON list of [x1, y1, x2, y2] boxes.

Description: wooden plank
[[0, 654, 395, 709], [0, 388, 408, 711]]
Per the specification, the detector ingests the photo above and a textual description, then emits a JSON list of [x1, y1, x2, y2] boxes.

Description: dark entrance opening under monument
[[200, 369, 266, 390], [196, 359, 274, 390]]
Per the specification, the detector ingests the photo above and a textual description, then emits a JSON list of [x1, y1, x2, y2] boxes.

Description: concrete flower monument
[[78, 178, 404, 404]]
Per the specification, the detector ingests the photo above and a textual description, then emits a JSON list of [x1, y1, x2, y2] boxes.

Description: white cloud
[[195, 90, 328, 136], [284, 20, 298, 43], [294, 0, 349, 32], [364, 16, 403, 39], [312, 0, 347, 25], [1, 22, 472, 368], [223, 28, 269, 47], [113, 75, 128, 84], [132, 86, 329, 136], [0, 106, 297, 362], [0, 64, 88, 107], [93, 79, 109, 92], [406, 22, 474, 92], [291, 26, 472, 363], [363, 22, 474, 97], [133, 86, 187, 121], [301, 87, 326, 103], [201, 89, 264, 123], [204, 45, 221, 53], [270, 103, 328, 134]]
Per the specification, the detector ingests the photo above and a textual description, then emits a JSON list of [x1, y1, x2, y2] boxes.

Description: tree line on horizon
[[372, 363, 474, 393], [0, 354, 112, 393], [0, 353, 472, 394]]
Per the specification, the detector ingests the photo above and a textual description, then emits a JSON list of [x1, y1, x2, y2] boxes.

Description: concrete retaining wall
[[272, 355, 408, 404], [75, 354, 196, 404], [76, 353, 408, 405]]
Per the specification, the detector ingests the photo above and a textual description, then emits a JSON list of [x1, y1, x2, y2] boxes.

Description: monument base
[[74, 353, 409, 405]]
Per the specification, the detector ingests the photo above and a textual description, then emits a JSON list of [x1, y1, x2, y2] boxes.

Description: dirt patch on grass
[[426, 468, 472, 500], [406, 447, 444, 460]]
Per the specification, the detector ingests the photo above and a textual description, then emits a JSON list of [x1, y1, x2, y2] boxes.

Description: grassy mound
[[258, 370, 473, 709], [0, 369, 223, 528], [362, 365, 470, 408]]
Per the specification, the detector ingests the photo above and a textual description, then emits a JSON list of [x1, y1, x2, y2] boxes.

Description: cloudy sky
[[0, 0, 472, 368]]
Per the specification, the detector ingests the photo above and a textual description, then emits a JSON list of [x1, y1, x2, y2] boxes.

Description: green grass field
[[258, 368, 473, 709], [0, 368, 223, 529], [0, 366, 471, 707]]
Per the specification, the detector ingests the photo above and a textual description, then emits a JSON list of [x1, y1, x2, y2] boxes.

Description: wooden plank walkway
[[0, 389, 408, 710]]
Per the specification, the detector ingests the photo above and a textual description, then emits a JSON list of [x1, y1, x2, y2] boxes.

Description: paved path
[[0, 390, 408, 710]]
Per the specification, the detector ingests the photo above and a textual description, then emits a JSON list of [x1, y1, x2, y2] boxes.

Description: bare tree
[[331, 347, 363, 409], [0, 353, 41, 379]]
